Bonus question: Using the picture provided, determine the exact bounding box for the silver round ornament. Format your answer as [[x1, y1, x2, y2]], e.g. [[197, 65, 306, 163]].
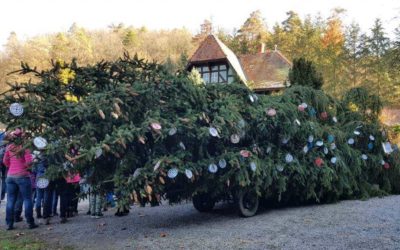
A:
[[276, 165, 284, 172], [36, 178, 49, 189], [208, 163, 218, 173], [348, 138, 355, 145], [230, 134, 240, 144], [250, 162, 257, 172], [167, 168, 179, 179], [133, 168, 143, 179], [209, 127, 219, 137], [218, 159, 227, 169], [168, 127, 177, 136], [330, 157, 337, 164], [369, 135, 375, 141], [9, 103, 24, 117], [185, 169, 193, 179], [316, 141, 324, 147], [301, 102, 308, 109], [285, 153, 294, 163], [361, 154, 368, 160], [323, 147, 329, 154], [33, 137, 48, 150], [308, 135, 314, 143]]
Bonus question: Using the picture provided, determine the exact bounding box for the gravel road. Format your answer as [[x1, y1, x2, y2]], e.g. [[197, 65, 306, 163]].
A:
[[2, 195, 400, 250]]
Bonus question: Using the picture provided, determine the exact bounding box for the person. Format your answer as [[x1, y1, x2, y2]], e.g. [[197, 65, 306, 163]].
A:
[[3, 129, 38, 230], [0, 131, 7, 202], [65, 173, 80, 217]]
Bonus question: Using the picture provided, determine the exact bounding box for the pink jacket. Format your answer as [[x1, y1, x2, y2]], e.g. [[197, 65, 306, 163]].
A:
[[3, 144, 33, 177]]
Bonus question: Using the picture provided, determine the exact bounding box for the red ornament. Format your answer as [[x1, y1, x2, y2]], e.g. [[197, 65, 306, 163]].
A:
[[320, 112, 328, 120], [384, 162, 390, 169], [298, 105, 305, 112], [240, 150, 251, 158], [315, 157, 324, 167]]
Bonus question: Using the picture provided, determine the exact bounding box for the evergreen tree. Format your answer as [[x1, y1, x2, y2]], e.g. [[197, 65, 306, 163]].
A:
[[289, 58, 324, 89]]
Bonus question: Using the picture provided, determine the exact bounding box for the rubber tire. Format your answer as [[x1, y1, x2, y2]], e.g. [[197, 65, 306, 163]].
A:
[[236, 189, 259, 217], [192, 194, 215, 212]]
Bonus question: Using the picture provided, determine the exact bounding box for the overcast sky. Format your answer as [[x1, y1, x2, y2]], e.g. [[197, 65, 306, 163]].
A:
[[0, 0, 399, 47]]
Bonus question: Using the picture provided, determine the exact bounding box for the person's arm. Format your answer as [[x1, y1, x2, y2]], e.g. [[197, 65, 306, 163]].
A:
[[24, 149, 33, 167], [3, 148, 10, 168]]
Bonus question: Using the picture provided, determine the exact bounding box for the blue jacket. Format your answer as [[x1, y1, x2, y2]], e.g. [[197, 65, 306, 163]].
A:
[[32, 155, 48, 178]]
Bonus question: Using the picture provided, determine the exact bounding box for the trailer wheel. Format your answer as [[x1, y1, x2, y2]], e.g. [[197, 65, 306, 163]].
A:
[[192, 194, 215, 212], [236, 189, 259, 217]]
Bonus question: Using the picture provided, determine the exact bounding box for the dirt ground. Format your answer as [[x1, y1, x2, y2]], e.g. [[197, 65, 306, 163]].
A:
[[1, 195, 400, 250]]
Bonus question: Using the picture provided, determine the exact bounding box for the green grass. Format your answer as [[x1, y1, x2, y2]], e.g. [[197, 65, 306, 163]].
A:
[[0, 230, 73, 250]]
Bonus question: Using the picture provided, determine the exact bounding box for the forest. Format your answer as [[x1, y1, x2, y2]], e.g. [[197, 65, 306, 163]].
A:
[[0, 9, 399, 105]]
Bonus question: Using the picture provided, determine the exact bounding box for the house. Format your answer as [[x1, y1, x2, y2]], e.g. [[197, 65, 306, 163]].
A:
[[186, 34, 292, 93]]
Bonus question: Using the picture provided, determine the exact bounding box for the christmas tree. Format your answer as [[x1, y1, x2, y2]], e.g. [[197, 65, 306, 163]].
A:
[[1, 54, 399, 217]]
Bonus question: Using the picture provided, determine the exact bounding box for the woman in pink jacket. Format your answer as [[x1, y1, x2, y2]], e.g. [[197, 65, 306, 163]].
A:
[[3, 129, 38, 230]]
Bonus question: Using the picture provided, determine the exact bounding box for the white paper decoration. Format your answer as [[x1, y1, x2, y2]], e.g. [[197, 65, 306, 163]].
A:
[[209, 127, 219, 137], [179, 142, 186, 150], [276, 165, 284, 172], [295, 119, 301, 126], [185, 169, 193, 179], [249, 94, 255, 103], [303, 145, 309, 154], [382, 142, 393, 154], [348, 138, 355, 145], [266, 146, 272, 154], [230, 134, 240, 144], [354, 130, 361, 135], [282, 138, 290, 144], [332, 116, 338, 123], [153, 160, 161, 172], [330, 157, 337, 164], [133, 168, 143, 179], [330, 143, 337, 150], [361, 154, 368, 160], [381, 160, 386, 165], [301, 102, 308, 109], [285, 153, 294, 163], [36, 178, 49, 189], [95, 148, 103, 159], [238, 119, 246, 128], [323, 147, 329, 154], [218, 159, 227, 169], [33, 137, 47, 150], [250, 162, 257, 172], [316, 141, 324, 147], [308, 135, 314, 143], [208, 163, 218, 173], [167, 168, 179, 179], [9, 103, 24, 117], [369, 135, 375, 141], [168, 127, 177, 136]]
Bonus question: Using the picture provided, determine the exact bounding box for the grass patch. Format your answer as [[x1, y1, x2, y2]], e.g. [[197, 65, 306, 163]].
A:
[[0, 230, 73, 250]]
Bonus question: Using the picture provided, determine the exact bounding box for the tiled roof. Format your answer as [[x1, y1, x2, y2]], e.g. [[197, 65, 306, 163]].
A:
[[238, 51, 291, 91]]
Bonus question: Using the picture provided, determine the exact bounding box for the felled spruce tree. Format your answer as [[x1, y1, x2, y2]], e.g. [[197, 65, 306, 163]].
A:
[[0, 54, 399, 211]]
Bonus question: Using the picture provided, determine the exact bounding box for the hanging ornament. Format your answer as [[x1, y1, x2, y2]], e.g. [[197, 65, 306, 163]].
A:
[[330, 157, 337, 164], [332, 116, 338, 123], [208, 163, 218, 173], [266, 146, 272, 154], [94, 148, 103, 159], [308, 107, 317, 117], [218, 159, 227, 169], [327, 135, 335, 143], [361, 154, 368, 160], [153, 160, 161, 172], [368, 143, 374, 150], [323, 147, 329, 154], [381, 160, 386, 165], [230, 134, 240, 144], [301, 102, 308, 109], [320, 112, 328, 120], [330, 143, 337, 150], [276, 165, 284, 172], [316, 140, 324, 147], [33, 137, 48, 150], [185, 169, 193, 179], [298, 105, 305, 112], [282, 137, 290, 144], [168, 127, 177, 136], [266, 108, 277, 117], [36, 178, 50, 189], [240, 150, 251, 158], [179, 142, 186, 150], [9, 103, 24, 117], [303, 145, 309, 154], [167, 168, 179, 178], [295, 119, 301, 126], [249, 162, 257, 172], [133, 168, 143, 179], [308, 135, 314, 143], [383, 162, 390, 169], [369, 135, 375, 141], [314, 157, 324, 167], [285, 153, 294, 163], [382, 142, 393, 154], [249, 94, 255, 103], [209, 127, 219, 137], [307, 142, 314, 150], [151, 122, 162, 131], [354, 130, 361, 136], [347, 138, 355, 145]]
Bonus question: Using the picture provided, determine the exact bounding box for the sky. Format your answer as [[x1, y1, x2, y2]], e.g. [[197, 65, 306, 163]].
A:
[[0, 0, 399, 48]]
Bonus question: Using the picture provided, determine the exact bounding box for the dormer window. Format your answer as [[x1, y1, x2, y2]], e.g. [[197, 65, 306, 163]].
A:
[[195, 63, 234, 84]]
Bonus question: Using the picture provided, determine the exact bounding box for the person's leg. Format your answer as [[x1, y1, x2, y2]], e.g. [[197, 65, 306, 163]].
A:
[[16, 177, 37, 228], [72, 184, 80, 213], [35, 188, 44, 218], [5, 177, 18, 229], [52, 190, 59, 216], [58, 180, 69, 222], [43, 182, 55, 219], [95, 193, 103, 217], [89, 191, 96, 217], [1, 166, 7, 200], [14, 192, 23, 221]]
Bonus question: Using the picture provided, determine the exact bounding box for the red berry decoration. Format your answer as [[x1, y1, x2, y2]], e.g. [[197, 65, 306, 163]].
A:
[[320, 112, 328, 120], [315, 157, 324, 167], [384, 162, 390, 169]]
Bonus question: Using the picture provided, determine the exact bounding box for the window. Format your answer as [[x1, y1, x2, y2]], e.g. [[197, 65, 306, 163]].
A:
[[195, 63, 234, 84]]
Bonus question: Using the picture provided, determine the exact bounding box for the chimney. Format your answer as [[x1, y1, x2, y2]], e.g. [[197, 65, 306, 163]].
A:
[[259, 43, 266, 53]]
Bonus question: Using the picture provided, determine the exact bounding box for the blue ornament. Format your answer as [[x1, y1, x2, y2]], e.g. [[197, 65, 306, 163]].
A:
[[368, 142, 374, 150], [307, 142, 314, 150], [327, 135, 335, 143], [308, 107, 317, 117]]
